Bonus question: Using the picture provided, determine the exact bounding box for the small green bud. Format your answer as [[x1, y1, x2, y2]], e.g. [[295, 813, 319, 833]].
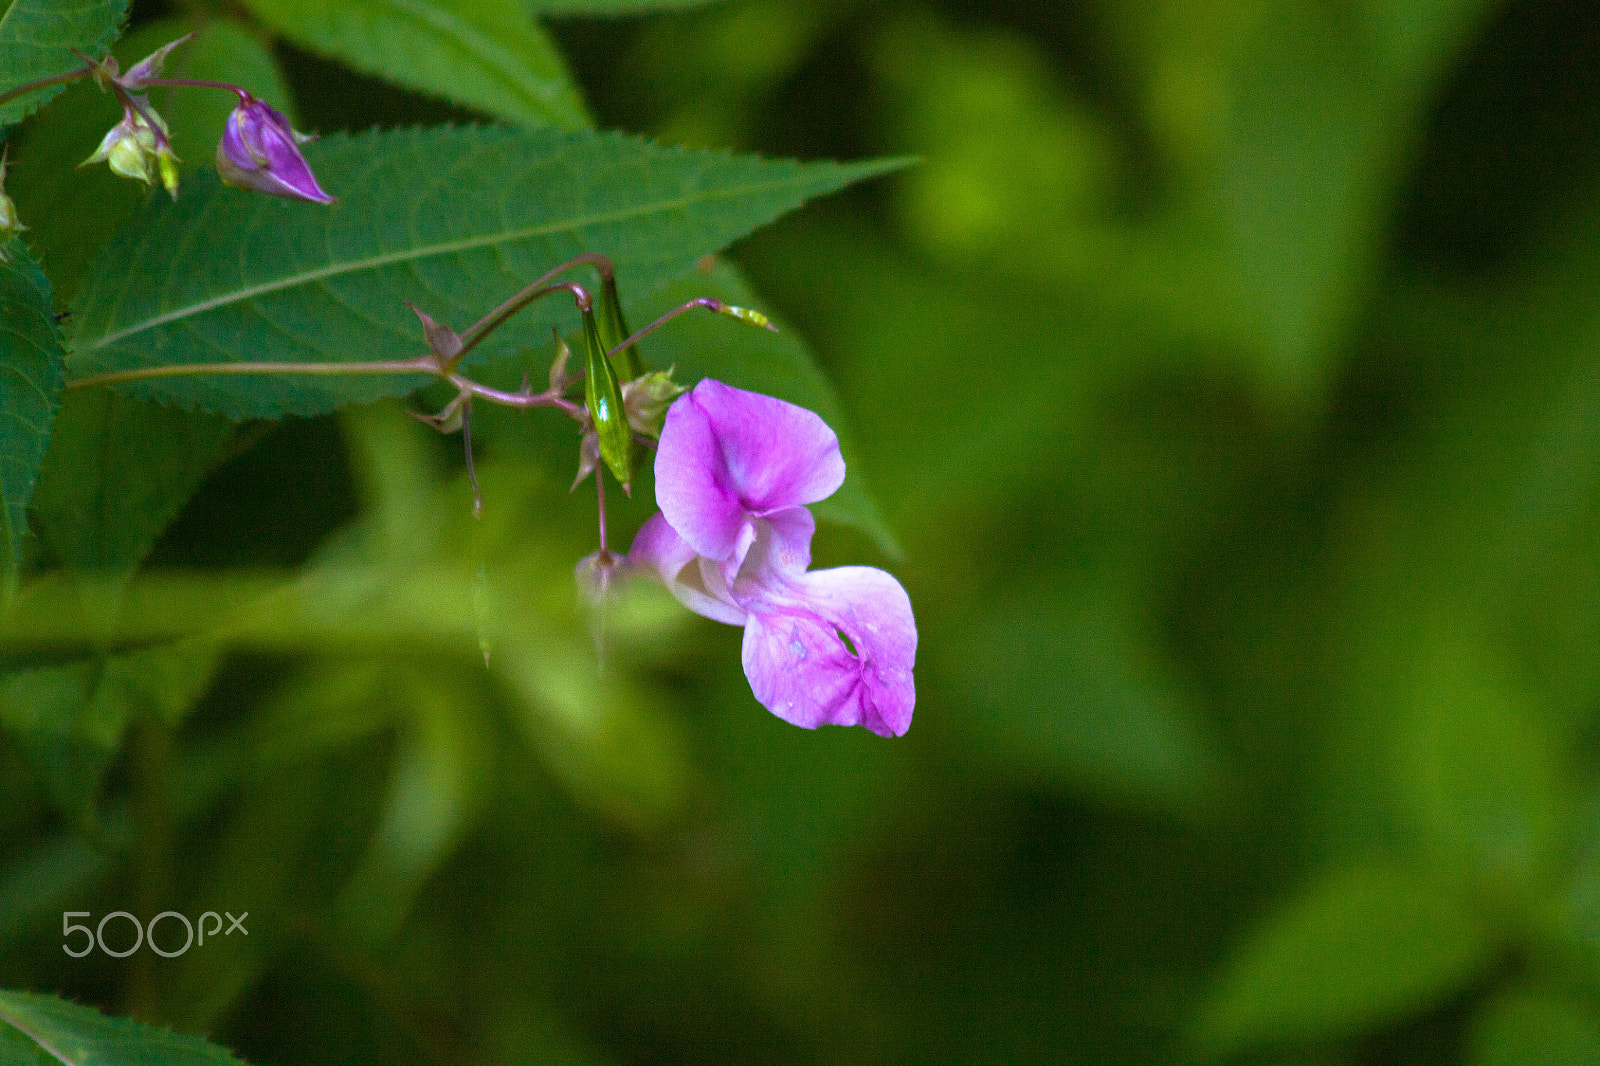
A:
[[84, 104, 175, 192], [0, 149, 25, 261], [582, 309, 634, 493], [717, 304, 778, 331], [549, 330, 573, 393], [157, 145, 180, 200], [622, 368, 685, 440]]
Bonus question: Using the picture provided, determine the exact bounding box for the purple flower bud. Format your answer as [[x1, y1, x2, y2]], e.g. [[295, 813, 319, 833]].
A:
[[216, 94, 335, 204]]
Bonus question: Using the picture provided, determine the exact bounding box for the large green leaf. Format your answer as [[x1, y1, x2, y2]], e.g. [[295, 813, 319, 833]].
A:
[[1192, 862, 1497, 1056], [29, 390, 237, 573], [0, 244, 64, 594], [67, 125, 905, 419], [0, 989, 247, 1065], [0, 0, 126, 126], [240, 0, 587, 129]]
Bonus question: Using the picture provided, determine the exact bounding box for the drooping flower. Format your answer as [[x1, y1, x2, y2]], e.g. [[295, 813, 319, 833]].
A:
[[216, 94, 336, 204], [628, 379, 916, 737]]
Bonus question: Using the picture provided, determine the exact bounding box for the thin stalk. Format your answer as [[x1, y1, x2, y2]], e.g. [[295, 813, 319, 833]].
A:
[[460, 401, 483, 518], [595, 467, 609, 553], [452, 278, 592, 369], [447, 371, 582, 416], [67, 355, 439, 391], [68, 49, 175, 153], [138, 77, 248, 99], [604, 297, 736, 362], [0, 65, 92, 110]]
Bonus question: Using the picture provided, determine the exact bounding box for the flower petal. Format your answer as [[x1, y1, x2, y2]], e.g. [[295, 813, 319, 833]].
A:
[[723, 505, 814, 599], [627, 513, 746, 626], [655, 380, 845, 561], [740, 566, 916, 737]]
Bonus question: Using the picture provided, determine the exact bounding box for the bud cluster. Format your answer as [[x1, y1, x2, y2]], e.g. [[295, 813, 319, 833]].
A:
[[0, 33, 336, 241]]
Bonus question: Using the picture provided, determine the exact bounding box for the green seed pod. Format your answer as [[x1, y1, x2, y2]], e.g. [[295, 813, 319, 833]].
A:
[[582, 309, 634, 491], [596, 272, 643, 381]]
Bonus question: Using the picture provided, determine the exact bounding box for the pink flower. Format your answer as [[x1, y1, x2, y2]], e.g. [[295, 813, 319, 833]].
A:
[[628, 380, 916, 737]]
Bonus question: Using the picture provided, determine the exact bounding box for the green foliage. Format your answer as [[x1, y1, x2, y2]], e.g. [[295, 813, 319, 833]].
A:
[[1194, 862, 1498, 1055], [1205, 0, 1496, 394], [527, 0, 722, 14], [951, 580, 1223, 810], [0, 642, 218, 824], [0, 0, 127, 126], [1468, 991, 1600, 1066], [0, 244, 63, 594], [0, 989, 247, 1065], [67, 125, 904, 418], [239, 0, 588, 129]]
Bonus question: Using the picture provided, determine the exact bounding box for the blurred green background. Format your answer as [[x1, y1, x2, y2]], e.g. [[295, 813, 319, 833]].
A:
[[7, 0, 1600, 1062]]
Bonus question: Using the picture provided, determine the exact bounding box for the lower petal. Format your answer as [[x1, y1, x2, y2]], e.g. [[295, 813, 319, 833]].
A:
[[742, 610, 870, 731], [741, 566, 917, 737]]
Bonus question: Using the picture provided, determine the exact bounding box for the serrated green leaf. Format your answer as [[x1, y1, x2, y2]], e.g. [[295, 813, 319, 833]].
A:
[[0, 989, 247, 1065], [0, 0, 127, 126], [240, 0, 587, 128], [67, 125, 906, 419], [29, 389, 236, 573], [0, 243, 64, 595], [19, 20, 283, 578], [625, 259, 899, 555], [1193, 862, 1497, 1056]]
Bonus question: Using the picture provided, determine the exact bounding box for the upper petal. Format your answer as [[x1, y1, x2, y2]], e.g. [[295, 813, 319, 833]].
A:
[[655, 380, 845, 561], [627, 512, 746, 626], [740, 565, 916, 737]]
